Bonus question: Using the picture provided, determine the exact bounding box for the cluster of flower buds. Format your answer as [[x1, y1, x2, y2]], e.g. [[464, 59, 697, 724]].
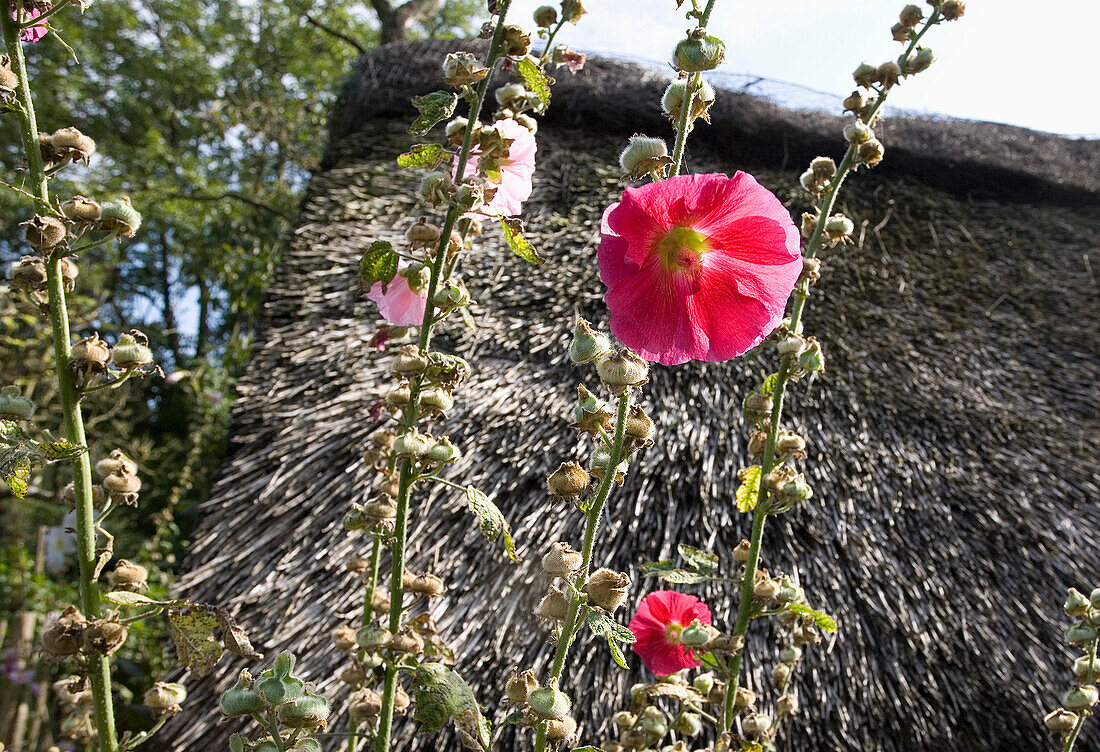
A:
[[63, 329, 157, 385], [1044, 586, 1100, 740], [662, 77, 716, 127], [504, 673, 578, 744], [41, 604, 129, 659], [601, 674, 709, 752], [94, 448, 142, 506], [221, 654, 331, 752]]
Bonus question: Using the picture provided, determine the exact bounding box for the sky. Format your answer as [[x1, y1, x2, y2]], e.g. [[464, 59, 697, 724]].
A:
[[510, 0, 1099, 137]]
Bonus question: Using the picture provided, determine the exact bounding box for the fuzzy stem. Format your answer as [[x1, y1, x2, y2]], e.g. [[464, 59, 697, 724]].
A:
[[698, 0, 718, 27], [373, 6, 513, 752], [536, 16, 567, 65], [1063, 636, 1098, 752], [534, 390, 631, 752], [717, 10, 943, 731], [1, 6, 118, 752], [668, 72, 699, 178]]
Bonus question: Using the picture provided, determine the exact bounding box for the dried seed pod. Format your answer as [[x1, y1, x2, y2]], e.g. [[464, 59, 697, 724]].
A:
[[52, 676, 93, 706], [388, 627, 424, 654], [331, 625, 357, 653], [0, 56, 17, 95], [349, 689, 383, 723], [95, 449, 138, 478], [60, 258, 79, 292], [505, 668, 538, 704], [70, 333, 111, 373], [535, 586, 570, 620], [402, 571, 445, 597], [8, 255, 47, 293], [542, 542, 582, 578], [624, 404, 655, 446], [107, 559, 149, 592], [82, 618, 128, 655], [144, 682, 187, 713], [22, 215, 68, 251], [42, 606, 87, 657], [585, 568, 630, 612], [103, 467, 141, 504], [547, 461, 590, 500], [61, 195, 102, 223], [49, 127, 96, 163]]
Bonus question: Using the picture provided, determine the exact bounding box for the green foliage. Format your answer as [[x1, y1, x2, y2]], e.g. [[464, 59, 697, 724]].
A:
[[641, 544, 722, 584], [517, 57, 552, 113], [412, 663, 491, 751], [500, 217, 544, 264], [359, 241, 400, 293], [465, 485, 518, 561], [0, 420, 85, 498], [586, 609, 635, 669], [787, 602, 838, 632], [409, 91, 459, 136], [398, 143, 450, 168], [735, 465, 761, 512]]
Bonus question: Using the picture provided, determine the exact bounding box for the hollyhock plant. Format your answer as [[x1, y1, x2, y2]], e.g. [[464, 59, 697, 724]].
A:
[[367, 270, 428, 326], [629, 590, 713, 676], [598, 172, 802, 366], [15, 5, 48, 43], [464, 117, 536, 216]]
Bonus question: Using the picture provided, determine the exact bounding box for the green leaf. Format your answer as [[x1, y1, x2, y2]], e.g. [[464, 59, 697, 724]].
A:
[[105, 591, 161, 607], [516, 57, 552, 113], [653, 569, 709, 585], [36, 440, 86, 461], [167, 607, 223, 678], [500, 218, 544, 264], [787, 603, 838, 632], [0, 420, 30, 444], [607, 637, 629, 669], [1, 448, 30, 498], [501, 711, 524, 726], [397, 143, 448, 169], [215, 609, 264, 660], [586, 609, 635, 643], [735, 466, 761, 513], [465, 486, 518, 561], [639, 559, 677, 574], [677, 544, 719, 574], [359, 241, 399, 293], [409, 91, 458, 136], [572, 747, 605, 752], [759, 373, 779, 395], [412, 663, 490, 751]]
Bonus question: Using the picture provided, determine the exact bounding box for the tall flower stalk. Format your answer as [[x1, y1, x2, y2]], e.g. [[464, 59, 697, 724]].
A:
[[1, 5, 118, 750]]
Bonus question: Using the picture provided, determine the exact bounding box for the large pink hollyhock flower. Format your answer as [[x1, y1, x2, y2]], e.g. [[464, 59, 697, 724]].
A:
[[463, 118, 536, 216], [367, 273, 427, 326], [598, 172, 802, 366], [16, 6, 49, 43], [628, 590, 712, 676]]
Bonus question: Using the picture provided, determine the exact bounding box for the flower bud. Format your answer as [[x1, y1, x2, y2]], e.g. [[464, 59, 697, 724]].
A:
[[640, 708, 667, 738], [560, 0, 585, 23], [1065, 588, 1092, 617], [843, 91, 865, 115], [546, 715, 578, 742], [83, 619, 128, 655], [1064, 685, 1098, 711], [98, 197, 142, 238], [547, 461, 590, 499], [500, 25, 531, 57], [570, 318, 612, 365], [420, 172, 456, 206], [533, 5, 557, 27], [332, 625, 357, 653], [419, 386, 455, 417], [692, 672, 715, 696], [70, 333, 111, 372], [506, 668, 538, 703], [393, 428, 434, 458], [858, 138, 885, 166], [111, 331, 153, 369], [619, 136, 671, 180], [585, 568, 630, 612], [679, 619, 716, 648], [543, 542, 583, 577], [42, 606, 87, 657], [108, 559, 149, 592], [595, 349, 649, 393], [771, 663, 791, 688], [442, 52, 489, 87], [1065, 623, 1097, 645], [426, 437, 460, 464], [732, 539, 752, 563], [876, 61, 902, 88], [22, 215, 67, 251], [673, 33, 726, 72], [1044, 708, 1078, 734], [742, 714, 771, 735], [434, 279, 471, 311], [276, 688, 330, 729], [852, 62, 877, 88], [220, 672, 267, 717], [824, 214, 854, 243], [1074, 655, 1100, 682], [8, 255, 47, 293], [780, 645, 803, 664], [775, 577, 804, 605], [350, 689, 383, 723], [843, 122, 873, 145], [903, 47, 935, 75], [661, 78, 716, 125], [528, 687, 571, 720], [145, 682, 187, 713], [535, 586, 570, 620], [403, 571, 446, 597], [941, 1, 965, 21], [0, 385, 35, 420]]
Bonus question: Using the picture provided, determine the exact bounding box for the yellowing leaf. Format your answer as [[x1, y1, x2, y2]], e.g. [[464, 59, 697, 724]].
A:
[[735, 466, 761, 513], [500, 218, 544, 265], [517, 57, 552, 113], [168, 607, 223, 678]]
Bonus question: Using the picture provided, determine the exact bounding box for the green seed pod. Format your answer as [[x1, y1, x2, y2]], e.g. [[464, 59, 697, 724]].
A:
[[98, 197, 142, 238], [527, 687, 571, 720], [276, 688, 330, 729], [595, 348, 649, 392], [1066, 623, 1099, 645], [679, 620, 714, 648], [1074, 656, 1100, 682], [742, 713, 772, 735], [674, 712, 703, 737], [1063, 685, 1099, 711], [692, 672, 715, 696], [673, 34, 726, 73], [1065, 588, 1092, 617], [111, 332, 153, 368], [618, 136, 670, 180], [852, 62, 877, 88], [144, 682, 187, 711], [356, 625, 391, 652], [533, 5, 557, 27]]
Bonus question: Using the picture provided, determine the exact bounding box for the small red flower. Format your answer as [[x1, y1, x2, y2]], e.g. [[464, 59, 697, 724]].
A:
[[598, 172, 802, 366], [16, 6, 49, 43], [628, 590, 712, 675]]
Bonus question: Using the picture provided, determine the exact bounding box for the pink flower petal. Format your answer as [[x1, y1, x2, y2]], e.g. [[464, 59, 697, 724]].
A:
[[462, 118, 537, 216], [366, 274, 427, 326], [598, 172, 802, 366], [628, 591, 713, 676], [16, 6, 49, 43]]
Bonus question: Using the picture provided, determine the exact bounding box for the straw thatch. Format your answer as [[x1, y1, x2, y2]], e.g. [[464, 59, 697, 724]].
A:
[[166, 40, 1100, 752]]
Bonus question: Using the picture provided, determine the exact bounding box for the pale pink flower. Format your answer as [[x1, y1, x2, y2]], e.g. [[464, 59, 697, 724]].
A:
[[367, 273, 428, 326], [463, 118, 536, 216], [553, 45, 586, 74], [16, 6, 49, 43], [628, 590, 713, 676], [598, 172, 802, 366]]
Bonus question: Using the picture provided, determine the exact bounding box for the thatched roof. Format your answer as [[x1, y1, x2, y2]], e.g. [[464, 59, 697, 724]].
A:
[[167, 39, 1100, 752]]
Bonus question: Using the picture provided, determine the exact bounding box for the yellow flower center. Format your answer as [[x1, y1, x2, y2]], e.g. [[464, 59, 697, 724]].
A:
[[657, 225, 709, 275], [664, 621, 684, 645]]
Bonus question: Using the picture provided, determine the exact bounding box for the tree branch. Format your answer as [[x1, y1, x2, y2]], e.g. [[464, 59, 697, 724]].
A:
[[304, 14, 367, 55], [163, 191, 294, 221]]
